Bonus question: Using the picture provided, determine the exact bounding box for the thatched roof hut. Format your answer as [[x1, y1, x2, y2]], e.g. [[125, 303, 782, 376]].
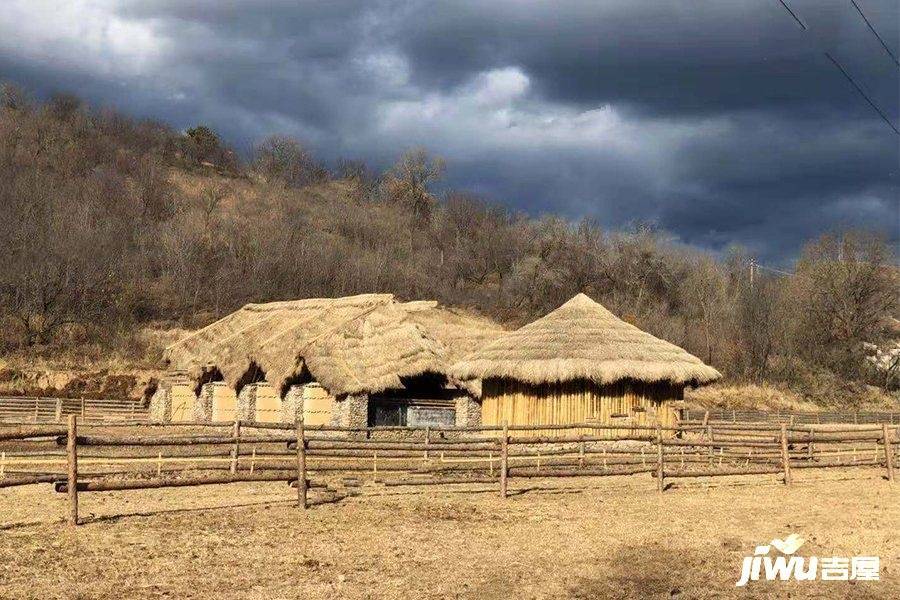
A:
[[453, 293, 720, 386], [164, 294, 504, 426], [451, 293, 721, 435]]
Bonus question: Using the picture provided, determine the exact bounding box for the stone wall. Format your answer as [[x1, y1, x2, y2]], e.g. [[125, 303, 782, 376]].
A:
[[236, 384, 258, 422], [149, 385, 170, 423], [282, 385, 303, 424], [282, 383, 334, 425], [331, 393, 369, 428], [201, 381, 236, 421], [149, 374, 196, 423], [455, 395, 482, 427]]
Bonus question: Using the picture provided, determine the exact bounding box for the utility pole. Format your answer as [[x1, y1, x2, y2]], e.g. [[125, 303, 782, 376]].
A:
[[749, 258, 755, 290]]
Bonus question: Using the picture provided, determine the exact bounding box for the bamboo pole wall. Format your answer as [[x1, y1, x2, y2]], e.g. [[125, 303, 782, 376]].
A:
[[480, 378, 680, 438]]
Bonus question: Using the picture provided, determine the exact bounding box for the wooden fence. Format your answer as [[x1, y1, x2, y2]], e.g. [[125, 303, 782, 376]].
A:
[[0, 396, 149, 424], [0, 417, 896, 526], [682, 408, 900, 425]]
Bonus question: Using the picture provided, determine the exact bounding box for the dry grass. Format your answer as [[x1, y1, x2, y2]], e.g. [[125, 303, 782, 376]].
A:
[[1, 470, 897, 599], [686, 383, 900, 412], [685, 383, 821, 412]]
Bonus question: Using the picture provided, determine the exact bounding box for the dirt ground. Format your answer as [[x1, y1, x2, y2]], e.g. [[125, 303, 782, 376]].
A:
[[0, 470, 897, 600]]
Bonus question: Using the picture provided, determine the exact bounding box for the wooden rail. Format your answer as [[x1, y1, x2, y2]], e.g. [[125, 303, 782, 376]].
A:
[[0, 396, 149, 425], [1, 417, 897, 526], [682, 408, 899, 425]]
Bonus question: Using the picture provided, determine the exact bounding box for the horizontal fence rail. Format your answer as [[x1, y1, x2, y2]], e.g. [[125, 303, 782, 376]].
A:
[[0, 396, 149, 425], [682, 408, 900, 425], [0, 416, 897, 526]]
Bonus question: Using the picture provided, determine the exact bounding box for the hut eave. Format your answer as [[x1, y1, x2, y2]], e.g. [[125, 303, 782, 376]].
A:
[[451, 358, 722, 390]]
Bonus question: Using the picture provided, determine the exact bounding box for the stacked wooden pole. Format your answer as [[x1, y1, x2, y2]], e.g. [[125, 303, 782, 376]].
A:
[[779, 424, 792, 486], [296, 416, 307, 509], [8, 417, 900, 527], [230, 418, 241, 474], [500, 420, 508, 498], [66, 415, 78, 526], [883, 423, 894, 483], [656, 424, 664, 492]]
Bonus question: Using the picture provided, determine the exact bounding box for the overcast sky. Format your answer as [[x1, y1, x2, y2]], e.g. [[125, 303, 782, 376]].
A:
[[1, 0, 897, 263]]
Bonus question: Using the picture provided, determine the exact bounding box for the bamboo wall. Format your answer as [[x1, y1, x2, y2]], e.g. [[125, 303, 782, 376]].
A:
[[208, 383, 238, 422], [169, 384, 198, 422], [481, 378, 681, 438], [302, 383, 333, 426], [252, 383, 282, 423]]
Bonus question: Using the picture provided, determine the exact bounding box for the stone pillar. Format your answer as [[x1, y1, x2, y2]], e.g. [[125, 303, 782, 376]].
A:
[[149, 385, 171, 423], [455, 395, 482, 427], [237, 384, 257, 422], [331, 393, 368, 428], [149, 372, 197, 423], [282, 385, 304, 424], [202, 381, 236, 422]]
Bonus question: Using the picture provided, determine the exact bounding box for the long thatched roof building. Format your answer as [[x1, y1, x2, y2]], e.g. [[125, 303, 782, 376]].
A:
[[451, 293, 721, 435], [163, 294, 505, 427]]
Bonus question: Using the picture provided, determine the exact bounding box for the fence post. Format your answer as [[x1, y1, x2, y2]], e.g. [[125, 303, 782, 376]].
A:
[[707, 425, 714, 466], [807, 426, 814, 461], [780, 424, 792, 486], [80, 397, 85, 419], [578, 441, 585, 468], [656, 424, 665, 492], [67, 415, 79, 526], [33, 397, 40, 423], [295, 416, 307, 509], [500, 420, 508, 498], [883, 423, 894, 483], [424, 426, 430, 461], [230, 418, 241, 474], [55, 398, 62, 423]]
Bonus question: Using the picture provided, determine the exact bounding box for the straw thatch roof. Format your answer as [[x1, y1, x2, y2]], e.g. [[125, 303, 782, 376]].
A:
[[164, 294, 504, 397], [451, 293, 721, 388]]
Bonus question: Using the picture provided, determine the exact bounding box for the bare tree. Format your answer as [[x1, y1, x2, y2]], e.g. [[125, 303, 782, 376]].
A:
[[382, 148, 445, 221], [682, 256, 728, 365], [790, 232, 898, 377], [251, 135, 321, 187]]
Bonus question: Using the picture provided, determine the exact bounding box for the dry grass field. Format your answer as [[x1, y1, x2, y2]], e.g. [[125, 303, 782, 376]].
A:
[[1, 470, 897, 599]]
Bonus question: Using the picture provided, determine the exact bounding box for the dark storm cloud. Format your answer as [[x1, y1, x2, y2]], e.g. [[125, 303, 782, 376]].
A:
[[0, 0, 897, 263], [392, 1, 899, 116]]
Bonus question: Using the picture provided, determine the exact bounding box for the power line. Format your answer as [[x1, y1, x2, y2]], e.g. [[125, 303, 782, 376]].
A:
[[825, 51, 900, 135], [772, 1, 900, 136], [754, 263, 797, 277], [776, 0, 807, 30], [850, 0, 900, 68]]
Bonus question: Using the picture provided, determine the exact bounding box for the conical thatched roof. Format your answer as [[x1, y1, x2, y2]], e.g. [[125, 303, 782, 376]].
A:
[[164, 294, 504, 397], [451, 293, 721, 387]]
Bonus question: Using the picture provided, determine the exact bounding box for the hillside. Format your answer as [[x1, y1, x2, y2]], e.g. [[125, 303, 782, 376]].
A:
[[0, 86, 898, 408]]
